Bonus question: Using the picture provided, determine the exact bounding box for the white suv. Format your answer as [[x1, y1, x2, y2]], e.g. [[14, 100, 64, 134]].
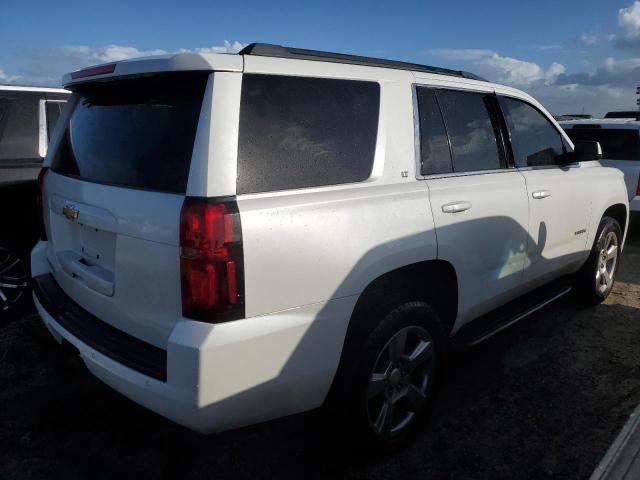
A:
[[31, 44, 629, 448]]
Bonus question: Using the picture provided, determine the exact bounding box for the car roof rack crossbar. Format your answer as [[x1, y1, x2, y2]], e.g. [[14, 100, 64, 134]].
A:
[[239, 43, 487, 82]]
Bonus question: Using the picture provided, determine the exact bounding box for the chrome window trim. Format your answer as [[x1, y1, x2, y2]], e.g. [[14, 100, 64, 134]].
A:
[[38, 99, 47, 158], [38, 99, 67, 159], [412, 84, 423, 179]]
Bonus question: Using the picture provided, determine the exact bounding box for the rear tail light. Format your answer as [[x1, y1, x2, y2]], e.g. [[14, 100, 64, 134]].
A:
[[179, 197, 244, 322], [37, 167, 49, 241], [636, 176, 640, 196]]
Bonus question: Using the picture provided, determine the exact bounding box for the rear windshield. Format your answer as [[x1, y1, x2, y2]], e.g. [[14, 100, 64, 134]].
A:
[[564, 128, 640, 160], [51, 73, 209, 193]]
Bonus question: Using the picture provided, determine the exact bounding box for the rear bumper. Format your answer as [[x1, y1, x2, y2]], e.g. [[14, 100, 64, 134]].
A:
[[32, 241, 353, 433]]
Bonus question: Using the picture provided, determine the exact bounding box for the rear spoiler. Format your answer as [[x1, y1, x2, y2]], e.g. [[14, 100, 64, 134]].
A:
[[62, 52, 243, 88]]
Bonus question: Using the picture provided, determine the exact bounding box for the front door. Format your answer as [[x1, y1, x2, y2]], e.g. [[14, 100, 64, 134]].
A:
[[498, 96, 592, 289]]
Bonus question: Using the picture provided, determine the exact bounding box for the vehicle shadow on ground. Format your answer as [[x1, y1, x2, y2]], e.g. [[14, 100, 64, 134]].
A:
[[3, 298, 638, 480], [1, 216, 639, 480]]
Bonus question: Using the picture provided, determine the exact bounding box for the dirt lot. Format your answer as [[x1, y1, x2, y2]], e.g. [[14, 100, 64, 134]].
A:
[[1, 225, 639, 480]]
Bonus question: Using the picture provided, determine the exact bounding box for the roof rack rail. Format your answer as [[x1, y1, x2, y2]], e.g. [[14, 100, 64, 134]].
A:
[[239, 43, 487, 82]]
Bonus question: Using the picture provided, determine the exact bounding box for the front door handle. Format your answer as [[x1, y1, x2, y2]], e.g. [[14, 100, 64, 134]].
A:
[[532, 190, 552, 199], [442, 201, 472, 213]]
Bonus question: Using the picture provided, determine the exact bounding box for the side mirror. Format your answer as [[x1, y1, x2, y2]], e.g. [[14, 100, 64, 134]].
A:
[[572, 140, 603, 162]]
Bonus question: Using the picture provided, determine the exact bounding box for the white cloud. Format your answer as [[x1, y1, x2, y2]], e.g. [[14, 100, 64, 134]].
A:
[[619, 1, 640, 41], [428, 46, 640, 116], [428, 48, 565, 86], [61, 45, 169, 63], [530, 45, 563, 51], [0, 68, 19, 83], [531, 84, 631, 117], [180, 40, 246, 54], [425, 48, 494, 61], [603, 56, 640, 73], [5, 40, 245, 86], [580, 34, 598, 46]]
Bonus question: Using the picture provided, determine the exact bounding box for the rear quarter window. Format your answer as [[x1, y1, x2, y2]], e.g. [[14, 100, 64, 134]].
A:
[[237, 74, 380, 194]]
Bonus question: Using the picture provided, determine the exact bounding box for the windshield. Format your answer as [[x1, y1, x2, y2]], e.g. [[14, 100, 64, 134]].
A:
[[51, 72, 209, 193], [564, 128, 640, 161]]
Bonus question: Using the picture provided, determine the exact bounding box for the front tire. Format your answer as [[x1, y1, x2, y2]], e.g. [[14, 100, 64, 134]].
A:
[[573, 216, 622, 305], [342, 299, 446, 450]]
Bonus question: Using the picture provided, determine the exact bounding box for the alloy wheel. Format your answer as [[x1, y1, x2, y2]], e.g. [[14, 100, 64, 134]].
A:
[[366, 326, 435, 436], [595, 231, 618, 295]]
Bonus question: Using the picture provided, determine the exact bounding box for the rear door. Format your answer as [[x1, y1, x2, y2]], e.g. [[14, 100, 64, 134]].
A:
[[43, 72, 210, 348], [417, 86, 530, 327], [499, 96, 592, 289]]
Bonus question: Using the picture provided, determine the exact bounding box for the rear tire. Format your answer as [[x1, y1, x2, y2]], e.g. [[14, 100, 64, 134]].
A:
[[573, 216, 622, 305], [334, 296, 446, 451]]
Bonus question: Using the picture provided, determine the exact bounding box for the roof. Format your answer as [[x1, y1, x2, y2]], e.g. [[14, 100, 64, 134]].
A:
[[239, 43, 487, 81], [62, 43, 489, 88]]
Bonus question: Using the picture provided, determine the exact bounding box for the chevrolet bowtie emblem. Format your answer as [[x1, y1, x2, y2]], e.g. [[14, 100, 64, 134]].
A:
[[63, 204, 79, 221]]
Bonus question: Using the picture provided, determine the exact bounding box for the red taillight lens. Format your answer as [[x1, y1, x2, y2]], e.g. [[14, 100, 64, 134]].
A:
[[179, 197, 244, 322], [636, 176, 640, 196], [37, 167, 49, 241]]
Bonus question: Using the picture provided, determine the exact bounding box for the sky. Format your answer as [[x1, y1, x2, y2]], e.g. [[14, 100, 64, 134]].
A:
[[2, 0, 640, 116]]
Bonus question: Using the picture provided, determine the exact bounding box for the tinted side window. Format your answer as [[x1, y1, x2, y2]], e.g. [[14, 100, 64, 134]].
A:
[[499, 97, 565, 167], [0, 91, 41, 163], [416, 88, 452, 175], [237, 74, 380, 194], [436, 90, 504, 173]]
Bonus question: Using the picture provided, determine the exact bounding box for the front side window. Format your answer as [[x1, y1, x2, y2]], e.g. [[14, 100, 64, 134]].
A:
[[499, 97, 565, 167], [237, 74, 380, 194], [416, 87, 452, 175], [436, 90, 505, 173]]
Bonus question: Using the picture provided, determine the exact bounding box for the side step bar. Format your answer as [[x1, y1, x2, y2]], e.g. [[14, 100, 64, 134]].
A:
[[453, 279, 572, 347]]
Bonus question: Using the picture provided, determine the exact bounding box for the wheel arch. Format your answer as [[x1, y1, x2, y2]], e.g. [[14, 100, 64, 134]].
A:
[[325, 259, 457, 409], [347, 259, 458, 341], [602, 203, 628, 239]]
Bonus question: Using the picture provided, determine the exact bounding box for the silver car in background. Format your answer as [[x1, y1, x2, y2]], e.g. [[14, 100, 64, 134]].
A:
[[560, 118, 640, 213]]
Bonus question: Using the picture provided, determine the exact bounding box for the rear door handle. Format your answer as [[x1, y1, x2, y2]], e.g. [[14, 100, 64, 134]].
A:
[[532, 190, 552, 199], [442, 201, 472, 213]]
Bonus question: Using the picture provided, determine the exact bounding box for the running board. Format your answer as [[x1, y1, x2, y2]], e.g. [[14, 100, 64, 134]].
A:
[[452, 279, 572, 347]]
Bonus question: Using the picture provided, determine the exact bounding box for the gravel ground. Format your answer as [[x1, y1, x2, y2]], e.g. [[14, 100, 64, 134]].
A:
[[1, 224, 639, 480]]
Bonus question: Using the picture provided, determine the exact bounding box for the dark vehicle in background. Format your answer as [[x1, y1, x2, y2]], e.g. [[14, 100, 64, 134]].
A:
[[0, 85, 69, 315], [604, 111, 640, 120], [560, 118, 640, 214]]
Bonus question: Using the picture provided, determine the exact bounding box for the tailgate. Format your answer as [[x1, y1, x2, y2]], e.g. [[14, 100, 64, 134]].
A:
[[42, 72, 209, 348]]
